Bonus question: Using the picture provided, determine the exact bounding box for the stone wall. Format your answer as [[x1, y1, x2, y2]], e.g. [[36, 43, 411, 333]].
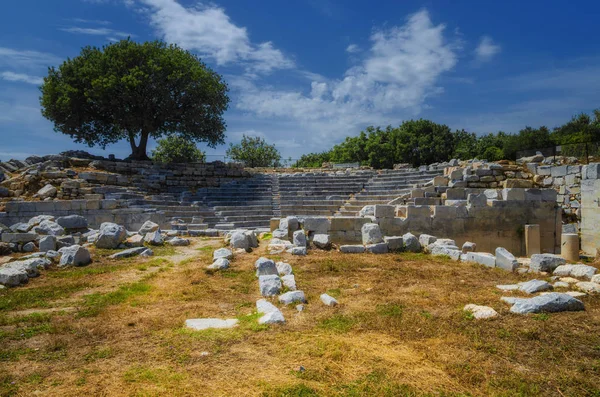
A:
[[0, 199, 166, 230], [527, 163, 582, 222], [580, 164, 600, 256], [280, 188, 561, 256], [81, 160, 250, 192]]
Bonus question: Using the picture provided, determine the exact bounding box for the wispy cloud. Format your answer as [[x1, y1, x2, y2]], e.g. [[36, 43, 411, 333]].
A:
[[71, 18, 112, 25], [475, 36, 501, 62], [138, 0, 294, 75], [346, 44, 360, 53], [0, 71, 43, 85], [0, 47, 61, 69], [60, 26, 134, 38]]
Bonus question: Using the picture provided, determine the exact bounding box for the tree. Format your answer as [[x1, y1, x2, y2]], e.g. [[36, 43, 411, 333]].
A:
[[40, 39, 229, 160], [151, 135, 205, 164], [226, 135, 281, 167], [393, 119, 454, 166]]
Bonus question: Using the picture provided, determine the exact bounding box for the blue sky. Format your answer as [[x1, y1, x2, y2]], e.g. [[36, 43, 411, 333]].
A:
[[1, 0, 599, 161]]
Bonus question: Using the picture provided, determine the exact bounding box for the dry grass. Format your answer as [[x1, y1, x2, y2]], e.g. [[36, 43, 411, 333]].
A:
[[1, 241, 600, 397]]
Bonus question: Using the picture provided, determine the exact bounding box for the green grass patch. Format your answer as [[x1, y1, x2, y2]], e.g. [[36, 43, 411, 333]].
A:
[[318, 314, 356, 333], [78, 281, 152, 317], [326, 288, 341, 298], [46, 264, 126, 279], [123, 365, 186, 384], [0, 282, 93, 312], [376, 303, 404, 318], [262, 383, 319, 397], [196, 246, 213, 252], [260, 232, 273, 240], [147, 245, 176, 256]]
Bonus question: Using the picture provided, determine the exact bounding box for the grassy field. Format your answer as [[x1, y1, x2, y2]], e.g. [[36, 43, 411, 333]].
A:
[[1, 239, 599, 397]]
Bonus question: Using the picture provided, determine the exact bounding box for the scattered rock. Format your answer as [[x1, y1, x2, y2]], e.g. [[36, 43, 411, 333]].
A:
[[320, 293, 338, 306], [39, 235, 56, 252], [35, 220, 65, 236], [0, 267, 29, 287], [256, 299, 285, 324], [168, 237, 190, 246], [464, 304, 499, 319], [125, 234, 144, 247], [96, 223, 127, 249], [259, 274, 282, 296], [58, 245, 91, 267], [281, 274, 297, 290], [272, 229, 288, 240], [553, 264, 597, 280], [419, 234, 437, 249], [575, 282, 600, 294], [293, 230, 307, 247], [144, 230, 164, 246], [361, 223, 383, 245], [519, 279, 553, 294], [312, 234, 331, 250], [291, 246, 307, 256], [109, 247, 148, 259], [340, 245, 365, 254], [230, 231, 250, 250], [529, 254, 566, 272], [139, 221, 160, 235], [509, 293, 584, 314], [255, 257, 277, 277], [207, 258, 229, 270], [462, 242, 476, 254], [495, 247, 518, 272], [279, 290, 306, 304], [276, 262, 293, 276], [384, 236, 403, 252], [213, 248, 233, 261], [366, 243, 388, 254], [185, 318, 238, 330], [56, 215, 88, 230], [37, 184, 57, 199], [22, 242, 36, 252]]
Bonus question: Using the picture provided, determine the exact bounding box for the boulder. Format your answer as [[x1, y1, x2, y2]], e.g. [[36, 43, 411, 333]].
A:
[[95, 223, 127, 249], [185, 318, 238, 330], [312, 234, 331, 250], [276, 262, 293, 276], [291, 246, 307, 256], [144, 230, 164, 246], [139, 221, 160, 235], [125, 235, 144, 247], [464, 304, 499, 319], [553, 264, 597, 280], [495, 247, 519, 272], [509, 293, 584, 314], [384, 236, 404, 252], [402, 233, 420, 252], [519, 279, 552, 294], [278, 290, 306, 305], [281, 274, 297, 290], [230, 231, 249, 250], [213, 248, 233, 261], [320, 293, 338, 306], [575, 282, 600, 294], [293, 230, 307, 247], [58, 245, 91, 267], [56, 215, 88, 230], [361, 223, 383, 245], [0, 267, 29, 287], [168, 237, 190, 246], [255, 257, 278, 277], [34, 220, 65, 236], [37, 184, 57, 199], [419, 234, 437, 249], [366, 243, 388, 254], [38, 235, 56, 252], [259, 274, 281, 296], [109, 247, 148, 259], [530, 254, 566, 272], [207, 258, 230, 270]]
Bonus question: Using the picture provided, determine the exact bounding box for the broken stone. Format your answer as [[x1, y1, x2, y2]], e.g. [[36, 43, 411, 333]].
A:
[[144, 230, 164, 246], [139, 221, 160, 235], [279, 290, 306, 305], [384, 236, 403, 252], [185, 318, 238, 330], [96, 223, 127, 249], [529, 254, 566, 273], [495, 247, 519, 272], [213, 248, 233, 261], [34, 220, 65, 236], [207, 258, 229, 270], [259, 274, 281, 296], [464, 304, 499, 319], [519, 279, 552, 294], [22, 242, 36, 252], [575, 282, 600, 294], [272, 229, 288, 240], [281, 274, 297, 290], [361, 223, 383, 245], [509, 293, 584, 314], [58, 245, 91, 267], [293, 230, 307, 247], [291, 246, 307, 255], [109, 247, 148, 259], [168, 237, 190, 246], [419, 234, 437, 249], [402, 232, 420, 252], [340, 245, 365, 254], [462, 242, 476, 254], [553, 264, 597, 280], [56, 215, 88, 230], [0, 267, 29, 287], [312, 234, 331, 250], [366, 243, 388, 254], [37, 184, 57, 199], [320, 293, 338, 306], [230, 231, 249, 250], [276, 262, 293, 276], [255, 257, 278, 277], [125, 234, 144, 247]]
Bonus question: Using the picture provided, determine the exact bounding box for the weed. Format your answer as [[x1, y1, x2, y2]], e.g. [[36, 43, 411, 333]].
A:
[[79, 281, 151, 317], [533, 313, 550, 321], [318, 314, 355, 333]]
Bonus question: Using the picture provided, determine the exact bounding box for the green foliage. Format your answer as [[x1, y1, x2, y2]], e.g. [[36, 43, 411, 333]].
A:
[[226, 134, 281, 167], [295, 110, 600, 168], [151, 135, 205, 163], [40, 39, 229, 160]]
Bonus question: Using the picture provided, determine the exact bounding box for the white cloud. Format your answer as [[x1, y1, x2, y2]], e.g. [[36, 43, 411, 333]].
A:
[[346, 44, 360, 53], [138, 0, 294, 74], [475, 36, 500, 62], [235, 9, 458, 148], [60, 26, 134, 38], [0, 71, 43, 85], [0, 47, 61, 70]]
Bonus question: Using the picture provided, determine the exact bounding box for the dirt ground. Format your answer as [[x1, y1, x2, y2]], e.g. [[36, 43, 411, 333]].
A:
[[1, 238, 599, 397]]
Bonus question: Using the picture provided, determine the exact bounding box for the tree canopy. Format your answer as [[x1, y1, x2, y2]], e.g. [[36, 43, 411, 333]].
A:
[[40, 39, 229, 160], [151, 135, 205, 164], [293, 110, 600, 168], [226, 135, 281, 167]]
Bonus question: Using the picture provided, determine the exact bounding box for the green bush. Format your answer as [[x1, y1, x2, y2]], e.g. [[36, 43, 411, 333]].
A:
[[151, 136, 205, 164]]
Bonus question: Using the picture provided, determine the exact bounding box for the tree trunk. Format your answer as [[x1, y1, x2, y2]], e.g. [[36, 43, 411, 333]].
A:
[[128, 131, 151, 161]]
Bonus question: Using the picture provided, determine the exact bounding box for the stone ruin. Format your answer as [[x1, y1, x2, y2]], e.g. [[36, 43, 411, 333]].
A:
[[2, 151, 600, 321]]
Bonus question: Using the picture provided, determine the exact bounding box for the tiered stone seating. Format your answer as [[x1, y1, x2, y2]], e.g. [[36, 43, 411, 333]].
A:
[[337, 169, 444, 215], [184, 174, 276, 229], [278, 171, 374, 217]]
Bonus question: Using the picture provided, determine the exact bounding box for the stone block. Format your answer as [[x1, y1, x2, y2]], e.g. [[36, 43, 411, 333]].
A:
[[366, 243, 388, 254], [374, 205, 395, 219], [340, 245, 365, 253], [524, 189, 542, 201], [303, 217, 330, 234], [432, 206, 457, 218], [446, 188, 466, 200], [504, 179, 533, 188], [1, 233, 38, 244], [495, 247, 518, 271], [502, 188, 525, 201], [464, 252, 496, 268], [537, 166, 552, 176], [406, 205, 430, 218], [551, 165, 568, 177]]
